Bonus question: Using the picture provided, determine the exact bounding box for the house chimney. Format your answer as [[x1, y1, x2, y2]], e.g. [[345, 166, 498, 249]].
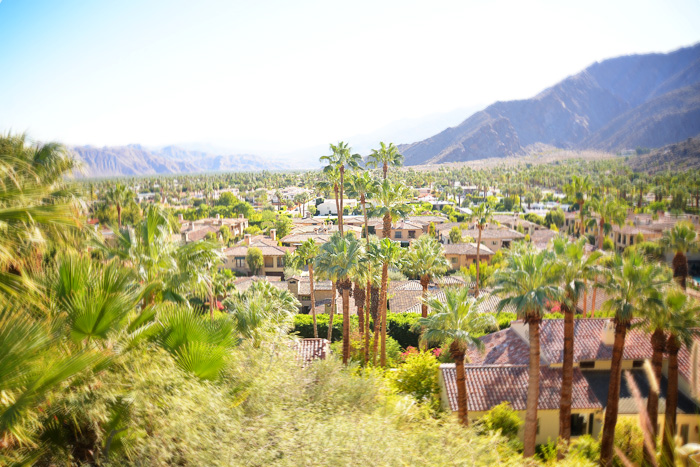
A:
[[601, 320, 615, 346], [178, 213, 184, 221], [270, 229, 277, 241], [239, 214, 244, 219], [244, 234, 251, 245]]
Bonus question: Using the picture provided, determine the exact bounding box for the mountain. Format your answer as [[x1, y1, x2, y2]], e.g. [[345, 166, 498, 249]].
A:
[[400, 43, 700, 166], [627, 134, 700, 174], [71, 144, 289, 177]]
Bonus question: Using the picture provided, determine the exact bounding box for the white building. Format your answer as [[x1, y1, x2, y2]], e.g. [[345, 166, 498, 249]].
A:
[[316, 199, 359, 216]]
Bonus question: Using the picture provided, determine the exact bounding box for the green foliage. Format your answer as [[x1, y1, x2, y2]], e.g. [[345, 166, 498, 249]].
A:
[[523, 213, 545, 225], [544, 208, 565, 228], [449, 225, 463, 244], [568, 435, 600, 463], [389, 351, 440, 405], [535, 439, 558, 463], [603, 237, 615, 251], [477, 402, 522, 440], [246, 247, 264, 275], [602, 417, 644, 466]]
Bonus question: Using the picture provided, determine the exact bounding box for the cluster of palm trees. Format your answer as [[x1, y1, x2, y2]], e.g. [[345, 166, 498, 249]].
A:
[[416, 228, 700, 465]]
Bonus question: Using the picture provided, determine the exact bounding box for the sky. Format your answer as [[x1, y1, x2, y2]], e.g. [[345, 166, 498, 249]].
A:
[[1, 0, 699, 158]]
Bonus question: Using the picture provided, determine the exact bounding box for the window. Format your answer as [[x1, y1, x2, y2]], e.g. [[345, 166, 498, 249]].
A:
[[451, 257, 457, 264], [394, 231, 403, 239], [571, 414, 587, 437], [235, 256, 246, 268], [264, 257, 273, 268], [579, 361, 595, 369], [277, 257, 284, 268], [680, 424, 689, 445], [408, 230, 416, 239], [632, 360, 644, 368]]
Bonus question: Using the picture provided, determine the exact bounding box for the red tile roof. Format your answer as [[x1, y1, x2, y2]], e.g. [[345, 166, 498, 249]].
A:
[[293, 338, 330, 366], [467, 328, 531, 366], [441, 364, 602, 412]]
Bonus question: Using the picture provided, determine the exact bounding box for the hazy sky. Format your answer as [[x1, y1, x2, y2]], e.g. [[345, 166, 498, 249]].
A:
[[1, 0, 699, 156]]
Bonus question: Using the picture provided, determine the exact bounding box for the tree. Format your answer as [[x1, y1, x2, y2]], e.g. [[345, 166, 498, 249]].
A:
[[418, 288, 496, 426], [315, 232, 363, 364], [551, 236, 601, 458], [598, 252, 667, 467], [246, 247, 264, 276], [660, 290, 700, 467], [294, 239, 320, 337], [564, 175, 592, 238], [449, 226, 463, 244], [368, 142, 403, 180], [402, 235, 449, 318], [105, 183, 132, 228], [659, 221, 697, 289], [468, 203, 494, 297], [372, 179, 413, 243], [320, 142, 361, 234], [586, 195, 626, 250], [345, 172, 378, 242], [368, 238, 404, 366], [544, 208, 565, 229], [492, 244, 561, 458]]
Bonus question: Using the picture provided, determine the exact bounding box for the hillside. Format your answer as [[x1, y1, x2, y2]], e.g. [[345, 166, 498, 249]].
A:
[[400, 43, 700, 166], [627, 134, 700, 174], [71, 145, 289, 177]]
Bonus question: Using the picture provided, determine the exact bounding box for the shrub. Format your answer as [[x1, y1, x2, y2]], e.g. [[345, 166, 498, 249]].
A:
[[535, 439, 558, 463], [496, 312, 517, 330], [477, 402, 522, 440], [602, 237, 614, 251], [604, 417, 644, 466], [568, 434, 600, 463], [389, 351, 440, 404], [385, 313, 421, 348]]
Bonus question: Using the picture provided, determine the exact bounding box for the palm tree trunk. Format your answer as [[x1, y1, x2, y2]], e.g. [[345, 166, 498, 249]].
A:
[[342, 286, 350, 365], [591, 284, 597, 318], [452, 346, 469, 426], [117, 203, 122, 228], [420, 275, 429, 318], [600, 322, 628, 467], [475, 228, 482, 297], [662, 335, 680, 467], [644, 328, 665, 467], [379, 261, 389, 367], [334, 185, 340, 229], [383, 162, 388, 180], [523, 318, 541, 458], [599, 219, 605, 250], [383, 212, 391, 240], [309, 263, 318, 338], [557, 303, 575, 459], [365, 279, 371, 365], [339, 167, 345, 234], [582, 284, 588, 319], [371, 288, 381, 366], [672, 251, 688, 290], [327, 282, 337, 341]]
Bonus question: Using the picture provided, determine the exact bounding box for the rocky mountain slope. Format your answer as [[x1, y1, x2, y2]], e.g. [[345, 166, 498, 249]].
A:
[[400, 43, 700, 165], [627, 134, 700, 174], [71, 144, 288, 177]]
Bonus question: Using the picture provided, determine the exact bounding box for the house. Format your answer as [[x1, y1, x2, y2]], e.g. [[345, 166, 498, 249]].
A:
[[280, 223, 362, 247], [316, 199, 359, 216], [178, 214, 248, 243], [375, 220, 426, 246], [438, 225, 525, 251], [221, 230, 291, 276], [293, 338, 331, 367], [439, 319, 700, 445], [287, 276, 335, 311], [443, 243, 495, 271], [492, 214, 545, 235]]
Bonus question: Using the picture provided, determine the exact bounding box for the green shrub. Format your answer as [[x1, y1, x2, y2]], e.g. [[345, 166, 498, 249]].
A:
[[292, 313, 355, 341], [568, 434, 600, 463], [535, 438, 558, 463], [604, 417, 644, 467], [603, 237, 614, 251], [496, 312, 517, 330], [477, 402, 522, 440], [385, 313, 421, 348], [389, 351, 440, 404]]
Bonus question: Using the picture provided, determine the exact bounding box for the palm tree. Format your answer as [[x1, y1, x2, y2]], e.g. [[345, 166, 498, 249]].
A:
[[319, 142, 361, 234], [368, 142, 403, 180], [403, 235, 449, 318], [659, 221, 697, 289], [598, 252, 667, 467], [491, 244, 561, 458], [660, 290, 700, 467], [368, 238, 404, 366], [586, 195, 626, 251], [345, 171, 378, 243], [551, 236, 602, 458], [468, 203, 494, 297], [316, 232, 363, 364], [564, 175, 592, 238], [294, 239, 320, 337], [418, 288, 496, 426], [105, 183, 132, 228], [372, 179, 413, 243]]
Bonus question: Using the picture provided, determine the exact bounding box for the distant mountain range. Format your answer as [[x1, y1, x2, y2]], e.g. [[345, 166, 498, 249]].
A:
[[627, 134, 700, 174], [71, 144, 290, 177], [400, 43, 700, 166]]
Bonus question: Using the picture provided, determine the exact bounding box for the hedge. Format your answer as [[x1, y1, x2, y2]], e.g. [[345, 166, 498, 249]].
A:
[[292, 313, 422, 348]]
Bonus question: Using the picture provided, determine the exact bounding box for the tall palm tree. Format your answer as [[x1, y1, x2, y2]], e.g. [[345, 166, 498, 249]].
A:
[[660, 290, 700, 467], [418, 288, 495, 426], [368, 238, 403, 366], [551, 236, 602, 458], [368, 142, 403, 180], [319, 142, 361, 234], [372, 179, 413, 243], [294, 239, 320, 337], [492, 244, 561, 458], [468, 203, 494, 297], [345, 171, 378, 243], [659, 221, 697, 289], [104, 183, 132, 228], [586, 195, 626, 251], [564, 175, 592, 238], [316, 232, 363, 364], [598, 252, 667, 467], [402, 234, 449, 318]]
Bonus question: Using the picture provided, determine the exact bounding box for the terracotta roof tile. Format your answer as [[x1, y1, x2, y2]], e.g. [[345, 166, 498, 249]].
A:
[[293, 338, 330, 366]]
